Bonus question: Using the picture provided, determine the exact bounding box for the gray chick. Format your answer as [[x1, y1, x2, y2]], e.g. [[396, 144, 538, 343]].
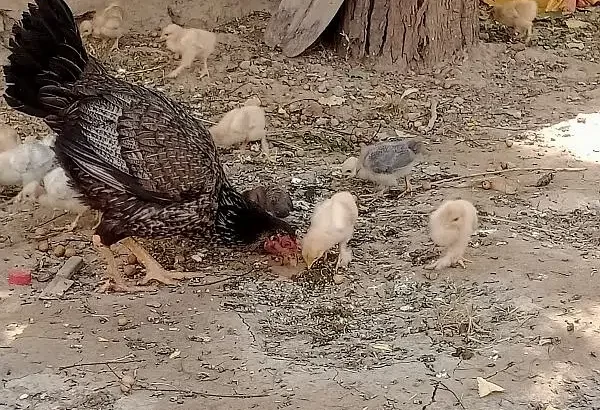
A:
[[242, 185, 294, 218], [342, 139, 423, 194]]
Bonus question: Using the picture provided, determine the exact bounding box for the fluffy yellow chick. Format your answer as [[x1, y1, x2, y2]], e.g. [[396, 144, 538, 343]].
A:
[[160, 23, 217, 79], [492, 0, 537, 44], [425, 199, 478, 273], [0, 124, 19, 152], [210, 106, 269, 154], [79, 2, 126, 51], [302, 191, 359, 270]]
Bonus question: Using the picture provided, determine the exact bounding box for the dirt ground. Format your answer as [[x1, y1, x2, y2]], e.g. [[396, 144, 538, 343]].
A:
[[1, 1, 600, 409]]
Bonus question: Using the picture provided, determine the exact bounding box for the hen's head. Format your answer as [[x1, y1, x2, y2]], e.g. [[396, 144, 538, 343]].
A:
[[264, 233, 300, 265]]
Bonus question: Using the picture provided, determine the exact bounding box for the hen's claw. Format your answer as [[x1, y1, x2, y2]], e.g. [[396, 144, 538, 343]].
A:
[[121, 237, 203, 286]]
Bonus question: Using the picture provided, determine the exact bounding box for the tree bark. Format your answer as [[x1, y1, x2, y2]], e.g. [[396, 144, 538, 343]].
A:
[[335, 0, 479, 70]]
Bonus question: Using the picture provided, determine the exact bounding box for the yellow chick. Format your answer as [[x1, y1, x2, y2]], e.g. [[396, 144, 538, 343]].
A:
[[302, 191, 359, 270], [425, 199, 478, 273], [210, 106, 269, 154], [79, 2, 126, 51], [160, 23, 217, 79], [492, 0, 537, 44]]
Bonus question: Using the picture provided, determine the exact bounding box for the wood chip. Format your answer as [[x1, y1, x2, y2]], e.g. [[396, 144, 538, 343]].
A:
[[39, 256, 83, 300]]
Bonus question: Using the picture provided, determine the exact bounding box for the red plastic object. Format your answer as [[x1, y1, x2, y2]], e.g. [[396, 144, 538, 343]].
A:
[[8, 268, 32, 286]]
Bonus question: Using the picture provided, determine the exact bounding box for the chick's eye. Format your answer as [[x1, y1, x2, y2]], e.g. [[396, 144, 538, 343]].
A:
[[452, 217, 460, 222]]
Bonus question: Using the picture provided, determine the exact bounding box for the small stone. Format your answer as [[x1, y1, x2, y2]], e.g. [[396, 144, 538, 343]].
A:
[[38, 240, 49, 252], [413, 120, 423, 128], [123, 265, 137, 277], [315, 117, 328, 126], [19, 394, 28, 400], [53, 244, 66, 257], [34, 227, 47, 236], [295, 148, 305, 157], [330, 118, 340, 127], [421, 180, 432, 191], [317, 83, 328, 93], [239, 60, 251, 70], [332, 85, 344, 97], [505, 139, 514, 148], [127, 254, 138, 265], [64, 247, 77, 258], [302, 101, 323, 117], [118, 318, 128, 327], [249, 65, 260, 75], [332, 274, 345, 285], [566, 321, 574, 332]]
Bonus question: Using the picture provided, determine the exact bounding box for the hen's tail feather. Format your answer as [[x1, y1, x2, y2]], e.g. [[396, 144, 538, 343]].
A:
[[3, 0, 88, 119]]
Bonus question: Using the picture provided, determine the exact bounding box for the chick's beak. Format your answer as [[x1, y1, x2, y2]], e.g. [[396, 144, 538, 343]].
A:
[[303, 254, 315, 269]]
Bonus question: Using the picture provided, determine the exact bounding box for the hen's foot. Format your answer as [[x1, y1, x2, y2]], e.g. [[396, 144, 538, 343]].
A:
[[121, 238, 203, 285], [93, 235, 157, 293]]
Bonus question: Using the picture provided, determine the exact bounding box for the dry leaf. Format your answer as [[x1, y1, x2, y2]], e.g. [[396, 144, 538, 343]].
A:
[[477, 377, 505, 397]]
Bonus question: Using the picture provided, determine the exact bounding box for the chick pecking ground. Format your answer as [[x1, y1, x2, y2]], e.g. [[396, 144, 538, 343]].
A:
[[1, 1, 600, 409]]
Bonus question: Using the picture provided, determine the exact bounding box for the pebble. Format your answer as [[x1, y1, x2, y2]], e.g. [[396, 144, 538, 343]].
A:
[[317, 83, 328, 93], [53, 245, 66, 257], [330, 118, 340, 127], [315, 117, 328, 126], [239, 60, 251, 70], [64, 247, 77, 258], [505, 139, 514, 148], [127, 254, 138, 265], [332, 85, 344, 97], [118, 318, 128, 326], [34, 227, 47, 236], [332, 274, 345, 285], [38, 240, 49, 252], [123, 265, 137, 277]]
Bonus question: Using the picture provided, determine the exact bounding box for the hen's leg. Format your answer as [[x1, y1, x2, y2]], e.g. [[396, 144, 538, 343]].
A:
[[94, 235, 154, 293], [121, 238, 203, 285]]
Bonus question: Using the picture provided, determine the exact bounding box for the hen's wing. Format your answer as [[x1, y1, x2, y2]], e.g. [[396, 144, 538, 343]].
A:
[[363, 141, 416, 174], [54, 73, 224, 204]]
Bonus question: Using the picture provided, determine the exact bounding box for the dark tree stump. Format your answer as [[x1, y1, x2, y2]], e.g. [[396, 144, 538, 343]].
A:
[[334, 0, 479, 69]]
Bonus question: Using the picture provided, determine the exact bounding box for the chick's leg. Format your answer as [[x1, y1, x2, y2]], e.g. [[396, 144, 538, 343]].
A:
[[120, 238, 203, 285], [110, 36, 120, 52], [168, 50, 196, 78], [199, 56, 210, 79], [335, 241, 353, 271]]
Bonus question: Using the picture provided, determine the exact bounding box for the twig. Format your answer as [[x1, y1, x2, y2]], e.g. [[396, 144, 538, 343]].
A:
[[196, 117, 217, 126], [128, 65, 165, 75], [58, 356, 144, 370], [38, 212, 69, 227], [135, 386, 270, 399], [425, 98, 438, 132], [432, 167, 586, 186], [280, 97, 319, 107], [269, 139, 302, 151], [480, 215, 554, 234], [438, 382, 466, 409]]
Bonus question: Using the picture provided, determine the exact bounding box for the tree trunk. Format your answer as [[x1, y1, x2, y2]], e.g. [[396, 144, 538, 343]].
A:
[[335, 0, 479, 70]]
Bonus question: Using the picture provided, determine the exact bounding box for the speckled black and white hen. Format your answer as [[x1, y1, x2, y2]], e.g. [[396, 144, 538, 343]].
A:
[[4, 0, 296, 291]]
